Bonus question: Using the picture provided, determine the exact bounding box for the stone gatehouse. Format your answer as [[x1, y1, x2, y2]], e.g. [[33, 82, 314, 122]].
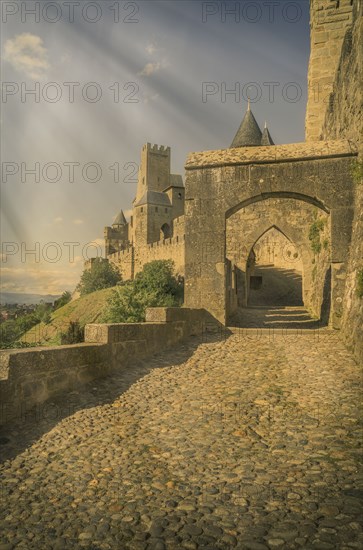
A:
[[183, 140, 357, 328]]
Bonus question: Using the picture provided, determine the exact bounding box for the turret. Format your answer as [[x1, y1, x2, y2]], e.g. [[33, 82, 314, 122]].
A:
[[261, 122, 275, 146], [104, 209, 129, 256], [230, 102, 275, 147]]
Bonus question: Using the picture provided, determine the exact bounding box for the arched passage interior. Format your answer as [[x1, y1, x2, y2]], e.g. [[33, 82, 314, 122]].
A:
[[225, 196, 331, 324]]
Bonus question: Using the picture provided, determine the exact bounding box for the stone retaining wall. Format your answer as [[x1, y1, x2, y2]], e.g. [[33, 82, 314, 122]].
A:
[[0, 308, 211, 426]]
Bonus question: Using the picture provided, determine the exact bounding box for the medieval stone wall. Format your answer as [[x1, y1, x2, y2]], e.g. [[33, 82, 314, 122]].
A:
[[318, 0, 363, 362], [134, 237, 185, 277], [0, 308, 209, 425], [184, 141, 356, 326], [108, 247, 134, 280], [305, 0, 353, 141], [108, 216, 185, 279], [321, 1, 362, 142]]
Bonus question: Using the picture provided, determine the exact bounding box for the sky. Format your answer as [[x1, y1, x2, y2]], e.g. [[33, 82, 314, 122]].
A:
[[1, 0, 311, 295]]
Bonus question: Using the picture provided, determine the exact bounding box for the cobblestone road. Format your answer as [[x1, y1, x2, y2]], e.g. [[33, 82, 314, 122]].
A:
[[0, 329, 362, 549]]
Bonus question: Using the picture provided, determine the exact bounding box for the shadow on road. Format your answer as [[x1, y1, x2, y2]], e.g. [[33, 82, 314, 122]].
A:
[[0, 333, 226, 463]]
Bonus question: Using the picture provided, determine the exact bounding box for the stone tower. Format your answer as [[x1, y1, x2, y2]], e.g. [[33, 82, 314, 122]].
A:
[[305, 0, 354, 141], [135, 143, 171, 203], [104, 210, 129, 255], [130, 143, 184, 245]]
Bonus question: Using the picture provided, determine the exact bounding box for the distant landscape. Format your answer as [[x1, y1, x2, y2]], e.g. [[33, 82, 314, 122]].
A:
[[0, 292, 62, 305]]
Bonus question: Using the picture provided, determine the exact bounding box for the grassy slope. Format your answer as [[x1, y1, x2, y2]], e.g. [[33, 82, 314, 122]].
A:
[[20, 287, 115, 346]]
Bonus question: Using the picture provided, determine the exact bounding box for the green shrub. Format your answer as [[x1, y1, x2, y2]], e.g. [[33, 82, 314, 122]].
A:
[[0, 315, 40, 348], [77, 258, 121, 296], [33, 301, 53, 323], [309, 218, 326, 255], [54, 291, 72, 310], [60, 321, 84, 344], [104, 260, 183, 323], [351, 159, 363, 185]]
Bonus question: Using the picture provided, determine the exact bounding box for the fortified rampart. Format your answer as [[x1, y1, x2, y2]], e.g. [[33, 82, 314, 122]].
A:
[[107, 215, 185, 279], [305, 0, 354, 141], [318, 0, 362, 362], [0, 308, 211, 425]]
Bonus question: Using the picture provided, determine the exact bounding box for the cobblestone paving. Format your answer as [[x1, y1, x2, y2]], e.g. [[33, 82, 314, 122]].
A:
[[0, 329, 362, 550]]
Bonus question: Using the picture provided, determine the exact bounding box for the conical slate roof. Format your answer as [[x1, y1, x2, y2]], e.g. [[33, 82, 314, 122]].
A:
[[261, 122, 275, 146], [230, 103, 262, 148], [112, 210, 127, 226]]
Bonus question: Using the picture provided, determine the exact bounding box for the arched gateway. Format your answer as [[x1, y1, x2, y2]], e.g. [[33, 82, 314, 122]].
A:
[[184, 134, 357, 328]]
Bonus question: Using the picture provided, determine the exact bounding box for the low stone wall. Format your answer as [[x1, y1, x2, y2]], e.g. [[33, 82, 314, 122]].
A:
[[0, 308, 211, 426]]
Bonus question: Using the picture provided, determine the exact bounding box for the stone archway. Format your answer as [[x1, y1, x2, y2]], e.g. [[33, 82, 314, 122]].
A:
[[225, 196, 331, 323], [184, 140, 357, 327]]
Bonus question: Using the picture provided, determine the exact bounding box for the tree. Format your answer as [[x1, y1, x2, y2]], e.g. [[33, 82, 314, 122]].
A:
[[0, 320, 21, 347], [76, 258, 121, 296], [104, 260, 183, 323], [54, 291, 72, 310], [33, 301, 53, 323]]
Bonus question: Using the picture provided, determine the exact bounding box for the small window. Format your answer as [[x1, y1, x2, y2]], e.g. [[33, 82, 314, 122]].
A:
[[142, 177, 145, 185], [165, 208, 168, 213], [141, 207, 143, 213], [155, 207, 158, 212], [178, 192, 182, 199]]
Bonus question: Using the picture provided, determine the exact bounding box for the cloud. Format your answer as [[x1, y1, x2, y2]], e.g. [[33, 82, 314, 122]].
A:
[[54, 217, 63, 223], [143, 93, 160, 104], [73, 219, 84, 225], [138, 59, 168, 77], [60, 52, 71, 64], [0, 266, 80, 294], [3, 33, 50, 80], [146, 43, 157, 55]]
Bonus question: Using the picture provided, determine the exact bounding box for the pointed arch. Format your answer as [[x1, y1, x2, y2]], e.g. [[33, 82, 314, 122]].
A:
[[248, 224, 293, 254]]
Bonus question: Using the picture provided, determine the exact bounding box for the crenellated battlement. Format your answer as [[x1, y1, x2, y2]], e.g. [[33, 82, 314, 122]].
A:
[[143, 143, 171, 155], [146, 234, 185, 250]]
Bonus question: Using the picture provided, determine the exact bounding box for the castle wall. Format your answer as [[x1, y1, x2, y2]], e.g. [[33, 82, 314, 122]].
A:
[[147, 205, 174, 243], [321, 0, 362, 142], [108, 216, 185, 280], [0, 308, 210, 425], [318, 1, 362, 363], [134, 237, 185, 277], [305, 0, 353, 141], [108, 247, 134, 281], [184, 142, 356, 326]]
